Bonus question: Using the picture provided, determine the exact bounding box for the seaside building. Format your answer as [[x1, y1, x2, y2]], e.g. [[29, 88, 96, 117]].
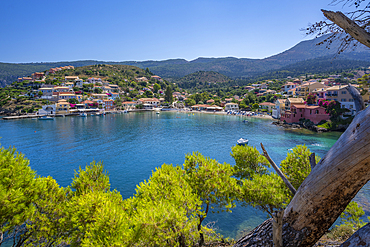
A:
[[122, 101, 138, 110], [296, 82, 325, 98], [259, 102, 275, 112], [55, 99, 70, 115], [272, 99, 286, 119], [38, 104, 56, 115], [137, 98, 160, 108], [224, 103, 239, 111], [103, 99, 115, 111], [280, 105, 329, 124], [285, 98, 305, 112], [325, 85, 356, 115]]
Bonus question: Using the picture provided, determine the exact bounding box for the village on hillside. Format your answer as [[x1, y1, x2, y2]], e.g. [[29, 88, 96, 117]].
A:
[[2, 64, 370, 130]]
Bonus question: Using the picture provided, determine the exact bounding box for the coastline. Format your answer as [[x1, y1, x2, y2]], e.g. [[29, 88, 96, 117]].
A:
[[1, 108, 275, 121]]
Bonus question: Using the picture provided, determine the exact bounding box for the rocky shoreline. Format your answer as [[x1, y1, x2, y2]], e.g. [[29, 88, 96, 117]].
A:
[[272, 120, 349, 132], [272, 120, 329, 132]]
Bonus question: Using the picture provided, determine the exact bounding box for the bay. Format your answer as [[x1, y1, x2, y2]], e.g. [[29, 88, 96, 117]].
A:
[[0, 111, 351, 239]]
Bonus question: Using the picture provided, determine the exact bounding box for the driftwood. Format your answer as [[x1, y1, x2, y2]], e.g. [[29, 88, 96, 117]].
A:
[[340, 223, 370, 247], [322, 10, 370, 49], [234, 105, 370, 246]]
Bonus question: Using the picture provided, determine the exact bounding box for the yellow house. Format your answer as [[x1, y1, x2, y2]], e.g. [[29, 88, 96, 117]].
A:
[[297, 82, 325, 98], [91, 93, 109, 100], [56, 99, 70, 115]]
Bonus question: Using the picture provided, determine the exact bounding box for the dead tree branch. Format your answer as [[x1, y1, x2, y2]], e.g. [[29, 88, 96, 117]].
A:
[[260, 143, 296, 195], [322, 9, 370, 48]]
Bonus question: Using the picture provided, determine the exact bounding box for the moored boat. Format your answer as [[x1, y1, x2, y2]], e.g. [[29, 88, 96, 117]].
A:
[[237, 138, 248, 146], [39, 116, 55, 120]]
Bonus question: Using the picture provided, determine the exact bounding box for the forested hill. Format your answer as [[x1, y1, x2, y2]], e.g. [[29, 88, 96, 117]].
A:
[[172, 71, 232, 89], [1, 35, 370, 87]]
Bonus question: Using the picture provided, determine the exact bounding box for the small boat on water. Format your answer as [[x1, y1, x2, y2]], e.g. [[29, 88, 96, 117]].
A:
[[237, 138, 249, 146], [39, 116, 54, 120], [242, 120, 248, 123], [79, 113, 87, 117]]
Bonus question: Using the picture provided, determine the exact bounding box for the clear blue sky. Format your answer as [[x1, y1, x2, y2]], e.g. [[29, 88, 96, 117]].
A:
[[0, 0, 355, 63]]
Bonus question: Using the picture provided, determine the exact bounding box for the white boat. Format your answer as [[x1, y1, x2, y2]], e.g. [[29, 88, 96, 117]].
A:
[[237, 138, 249, 146], [79, 113, 87, 117], [39, 116, 54, 120]]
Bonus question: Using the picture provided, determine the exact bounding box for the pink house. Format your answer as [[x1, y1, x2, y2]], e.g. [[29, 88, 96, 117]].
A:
[[281, 105, 330, 124]]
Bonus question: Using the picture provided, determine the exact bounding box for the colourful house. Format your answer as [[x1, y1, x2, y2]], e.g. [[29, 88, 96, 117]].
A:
[[280, 105, 330, 124]]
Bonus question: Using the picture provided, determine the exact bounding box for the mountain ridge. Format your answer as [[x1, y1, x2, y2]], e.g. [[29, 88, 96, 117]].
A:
[[1, 35, 370, 87]]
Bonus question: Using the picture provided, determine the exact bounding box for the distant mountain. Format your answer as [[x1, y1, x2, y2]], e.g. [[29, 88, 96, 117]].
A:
[[1, 35, 370, 87]]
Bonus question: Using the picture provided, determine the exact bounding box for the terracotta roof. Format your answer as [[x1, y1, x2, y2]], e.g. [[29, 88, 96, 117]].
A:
[[292, 105, 322, 109], [287, 98, 305, 103], [259, 102, 275, 106]]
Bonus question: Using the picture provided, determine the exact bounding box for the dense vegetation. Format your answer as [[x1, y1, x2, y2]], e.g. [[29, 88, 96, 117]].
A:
[[1, 143, 366, 246], [172, 71, 232, 89]]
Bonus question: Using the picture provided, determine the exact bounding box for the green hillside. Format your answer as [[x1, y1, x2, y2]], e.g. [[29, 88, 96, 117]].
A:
[[173, 71, 232, 89], [46, 64, 155, 86]]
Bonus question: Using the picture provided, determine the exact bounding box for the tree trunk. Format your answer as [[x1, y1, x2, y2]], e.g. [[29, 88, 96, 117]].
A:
[[340, 223, 370, 247], [234, 106, 370, 247], [272, 210, 284, 247]]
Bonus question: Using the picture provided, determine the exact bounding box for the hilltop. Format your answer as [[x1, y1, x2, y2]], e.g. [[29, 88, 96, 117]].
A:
[[44, 64, 156, 87]]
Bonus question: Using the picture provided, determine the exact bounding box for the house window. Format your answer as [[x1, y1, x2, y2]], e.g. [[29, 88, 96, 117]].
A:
[[349, 99, 354, 102], [341, 99, 346, 102], [341, 91, 346, 94], [315, 110, 319, 114]]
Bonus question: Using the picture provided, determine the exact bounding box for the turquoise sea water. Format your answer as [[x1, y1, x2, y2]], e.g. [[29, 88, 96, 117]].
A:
[[0, 112, 358, 239]]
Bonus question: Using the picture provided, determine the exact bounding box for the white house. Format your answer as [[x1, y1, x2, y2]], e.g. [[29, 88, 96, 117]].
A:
[[225, 103, 239, 111], [272, 99, 286, 119], [281, 82, 297, 93], [87, 78, 102, 84], [38, 104, 56, 115], [137, 98, 160, 107]]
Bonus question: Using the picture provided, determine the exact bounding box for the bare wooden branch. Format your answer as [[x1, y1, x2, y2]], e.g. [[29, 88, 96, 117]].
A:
[[322, 10, 370, 49], [272, 210, 284, 247], [309, 153, 316, 170], [260, 143, 296, 195], [346, 84, 365, 113]]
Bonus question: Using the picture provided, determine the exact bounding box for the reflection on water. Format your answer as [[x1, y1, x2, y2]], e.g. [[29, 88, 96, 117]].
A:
[[1, 112, 367, 239]]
